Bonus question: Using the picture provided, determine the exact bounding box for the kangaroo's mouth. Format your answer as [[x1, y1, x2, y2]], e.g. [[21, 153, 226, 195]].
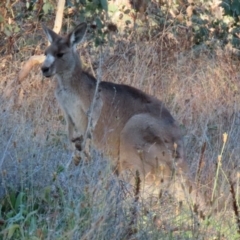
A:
[[42, 70, 54, 78], [43, 74, 53, 78]]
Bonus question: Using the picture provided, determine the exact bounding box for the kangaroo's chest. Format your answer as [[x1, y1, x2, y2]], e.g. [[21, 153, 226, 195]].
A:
[[55, 87, 86, 126]]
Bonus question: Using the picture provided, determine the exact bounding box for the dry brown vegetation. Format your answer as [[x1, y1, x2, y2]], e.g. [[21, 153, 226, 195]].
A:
[[1, 24, 240, 239]]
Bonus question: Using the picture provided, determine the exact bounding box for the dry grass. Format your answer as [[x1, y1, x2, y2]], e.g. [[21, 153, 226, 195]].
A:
[[1, 28, 240, 239]]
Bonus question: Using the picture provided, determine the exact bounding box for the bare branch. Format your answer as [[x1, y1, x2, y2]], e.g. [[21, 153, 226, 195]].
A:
[[53, 0, 65, 34], [18, 54, 45, 82]]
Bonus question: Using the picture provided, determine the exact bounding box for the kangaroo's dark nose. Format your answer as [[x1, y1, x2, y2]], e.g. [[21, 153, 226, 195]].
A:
[[41, 66, 49, 74], [41, 66, 52, 78]]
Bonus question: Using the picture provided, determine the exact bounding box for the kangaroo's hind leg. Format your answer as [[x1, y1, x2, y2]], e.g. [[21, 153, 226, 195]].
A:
[[119, 113, 204, 208]]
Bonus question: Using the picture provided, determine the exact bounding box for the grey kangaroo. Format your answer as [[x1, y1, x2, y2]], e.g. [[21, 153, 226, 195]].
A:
[[41, 22, 204, 207]]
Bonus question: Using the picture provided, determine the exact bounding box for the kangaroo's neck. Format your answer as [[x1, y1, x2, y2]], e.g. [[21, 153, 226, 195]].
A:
[[56, 52, 96, 85], [56, 53, 81, 84], [55, 53, 97, 107]]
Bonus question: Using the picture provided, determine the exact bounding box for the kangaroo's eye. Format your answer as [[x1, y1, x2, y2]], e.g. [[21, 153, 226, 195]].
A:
[[56, 53, 64, 58]]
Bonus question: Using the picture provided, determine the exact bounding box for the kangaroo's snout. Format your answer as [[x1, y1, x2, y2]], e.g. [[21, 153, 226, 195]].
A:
[[41, 52, 56, 77]]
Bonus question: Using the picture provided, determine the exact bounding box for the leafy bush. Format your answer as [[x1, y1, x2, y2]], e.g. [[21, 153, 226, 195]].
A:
[[222, 0, 240, 19], [1, 1, 240, 55]]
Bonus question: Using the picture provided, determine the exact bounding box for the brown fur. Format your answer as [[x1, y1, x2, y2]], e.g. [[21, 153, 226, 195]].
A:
[[41, 23, 204, 207]]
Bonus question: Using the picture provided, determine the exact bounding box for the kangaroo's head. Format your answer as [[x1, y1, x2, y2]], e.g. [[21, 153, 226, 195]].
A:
[[41, 23, 87, 78]]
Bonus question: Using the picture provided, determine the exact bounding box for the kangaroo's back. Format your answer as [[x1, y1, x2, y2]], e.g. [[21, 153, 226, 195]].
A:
[[93, 81, 181, 157]]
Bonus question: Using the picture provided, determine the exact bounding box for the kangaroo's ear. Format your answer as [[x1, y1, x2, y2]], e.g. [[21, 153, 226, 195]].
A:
[[68, 22, 87, 47], [42, 24, 59, 43]]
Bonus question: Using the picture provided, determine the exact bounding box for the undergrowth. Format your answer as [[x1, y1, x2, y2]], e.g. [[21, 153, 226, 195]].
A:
[[1, 23, 240, 239]]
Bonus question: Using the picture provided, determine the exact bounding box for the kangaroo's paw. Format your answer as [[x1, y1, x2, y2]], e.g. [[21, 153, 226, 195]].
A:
[[72, 135, 83, 151]]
